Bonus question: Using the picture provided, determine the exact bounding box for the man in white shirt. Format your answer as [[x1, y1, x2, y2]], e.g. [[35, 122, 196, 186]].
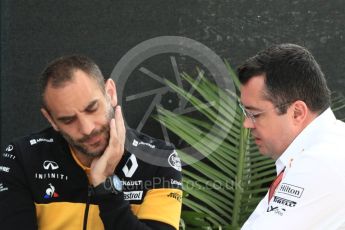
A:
[[238, 44, 345, 229]]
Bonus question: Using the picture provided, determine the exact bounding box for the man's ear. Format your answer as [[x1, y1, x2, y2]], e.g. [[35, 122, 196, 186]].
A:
[[291, 100, 308, 125], [105, 78, 118, 107], [41, 108, 59, 131]]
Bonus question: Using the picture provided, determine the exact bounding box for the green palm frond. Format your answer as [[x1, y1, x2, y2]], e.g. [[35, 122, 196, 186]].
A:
[[156, 63, 345, 229], [331, 92, 345, 121], [156, 66, 275, 229]]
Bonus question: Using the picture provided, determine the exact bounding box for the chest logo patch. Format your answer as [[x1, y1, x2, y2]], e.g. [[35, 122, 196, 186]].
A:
[[43, 160, 59, 170], [122, 154, 138, 178], [44, 183, 59, 199]]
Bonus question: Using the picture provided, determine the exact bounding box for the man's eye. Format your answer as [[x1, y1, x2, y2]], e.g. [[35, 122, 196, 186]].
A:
[[61, 118, 74, 124], [252, 113, 261, 119], [86, 103, 98, 113], [86, 106, 97, 113]]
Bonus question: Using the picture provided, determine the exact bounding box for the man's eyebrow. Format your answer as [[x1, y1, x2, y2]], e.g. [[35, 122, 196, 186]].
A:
[[57, 114, 76, 122], [239, 101, 261, 111], [84, 99, 98, 111], [56, 100, 99, 122], [244, 105, 261, 111]]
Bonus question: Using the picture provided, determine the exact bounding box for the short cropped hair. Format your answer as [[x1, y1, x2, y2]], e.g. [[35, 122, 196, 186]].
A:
[[40, 55, 105, 109], [237, 43, 331, 114]]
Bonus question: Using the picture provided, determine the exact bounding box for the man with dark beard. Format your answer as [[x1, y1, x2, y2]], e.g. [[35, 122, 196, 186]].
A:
[[0, 55, 182, 230]]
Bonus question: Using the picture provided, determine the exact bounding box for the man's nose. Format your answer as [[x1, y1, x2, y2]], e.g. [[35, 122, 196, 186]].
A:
[[78, 116, 95, 136], [243, 116, 255, 129]]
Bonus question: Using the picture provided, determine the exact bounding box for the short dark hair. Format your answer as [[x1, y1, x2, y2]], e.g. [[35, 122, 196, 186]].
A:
[[40, 55, 105, 109], [237, 43, 331, 114]]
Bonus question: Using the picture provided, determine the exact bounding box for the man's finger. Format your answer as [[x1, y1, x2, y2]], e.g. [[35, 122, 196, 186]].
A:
[[104, 118, 117, 157], [115, 106, 126, 145]]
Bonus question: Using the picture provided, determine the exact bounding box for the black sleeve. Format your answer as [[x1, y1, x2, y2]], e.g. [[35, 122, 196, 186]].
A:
[[0, 143, 38, 230], [95, 193, 175, 230]]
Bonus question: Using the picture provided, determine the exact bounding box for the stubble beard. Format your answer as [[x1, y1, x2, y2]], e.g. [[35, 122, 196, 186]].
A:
[[61, 103, 115, 158]]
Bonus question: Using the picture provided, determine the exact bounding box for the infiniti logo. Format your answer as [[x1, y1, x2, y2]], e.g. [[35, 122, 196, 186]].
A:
[[43, 160, 59, 170]]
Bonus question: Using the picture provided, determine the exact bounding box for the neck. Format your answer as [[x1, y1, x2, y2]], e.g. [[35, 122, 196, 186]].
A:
[[289, 111, 319, 150], [71, 148, 94, 168], [301, 111, 319, 131]]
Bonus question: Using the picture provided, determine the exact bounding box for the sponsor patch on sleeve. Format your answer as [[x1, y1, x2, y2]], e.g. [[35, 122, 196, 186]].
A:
[[0, 183, 9, 192], [5, 145, 14, 152], [168, 151, 182, 172], [0, 166, 10, 173]]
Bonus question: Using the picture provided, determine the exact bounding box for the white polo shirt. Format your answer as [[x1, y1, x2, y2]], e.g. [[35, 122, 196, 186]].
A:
[[242, 108, 345, 229]]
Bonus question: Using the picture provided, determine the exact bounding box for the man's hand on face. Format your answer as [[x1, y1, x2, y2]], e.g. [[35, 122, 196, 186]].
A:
[[90, 106, 126, 186]]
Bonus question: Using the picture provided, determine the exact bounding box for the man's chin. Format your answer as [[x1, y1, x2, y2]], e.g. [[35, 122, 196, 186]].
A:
[[257, 147, 277, 159], [86, 146, 107, 157], [257, 146, 267, 155], [74, 144, 106, 158], [84, 150, 104, 158]]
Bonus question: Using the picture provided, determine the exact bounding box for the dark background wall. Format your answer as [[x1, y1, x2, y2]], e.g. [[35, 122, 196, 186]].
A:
[[1, 0, 345, 148]]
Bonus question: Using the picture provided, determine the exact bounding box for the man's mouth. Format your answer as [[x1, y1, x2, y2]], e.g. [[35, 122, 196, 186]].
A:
[[84, 134, 102, 146], [252, 134, 261, 145], [254, 138, 261, 145]]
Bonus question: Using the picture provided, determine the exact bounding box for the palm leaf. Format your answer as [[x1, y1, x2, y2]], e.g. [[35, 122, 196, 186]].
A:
[[156, 63, 345, 229], [331, 92, 345, 121], [156, 66, 275, 229]]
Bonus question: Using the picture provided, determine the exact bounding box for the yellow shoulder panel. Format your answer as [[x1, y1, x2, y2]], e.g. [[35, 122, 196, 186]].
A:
[[135, 188, 182, 230]]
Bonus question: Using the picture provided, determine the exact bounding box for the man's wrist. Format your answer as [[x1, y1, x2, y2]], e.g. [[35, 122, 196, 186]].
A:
[[91, 176, 107, 187], [92, 174, 123, 195]]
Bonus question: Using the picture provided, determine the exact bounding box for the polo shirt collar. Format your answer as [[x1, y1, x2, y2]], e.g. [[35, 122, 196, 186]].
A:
[[275, 108, 335, 174]]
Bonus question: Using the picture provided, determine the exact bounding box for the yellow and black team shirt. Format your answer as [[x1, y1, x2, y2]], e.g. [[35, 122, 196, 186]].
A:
[[0, 127, 182, 230]]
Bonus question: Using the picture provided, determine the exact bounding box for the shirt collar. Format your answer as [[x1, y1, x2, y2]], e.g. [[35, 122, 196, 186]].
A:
[[275, 108, 336, 174]]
